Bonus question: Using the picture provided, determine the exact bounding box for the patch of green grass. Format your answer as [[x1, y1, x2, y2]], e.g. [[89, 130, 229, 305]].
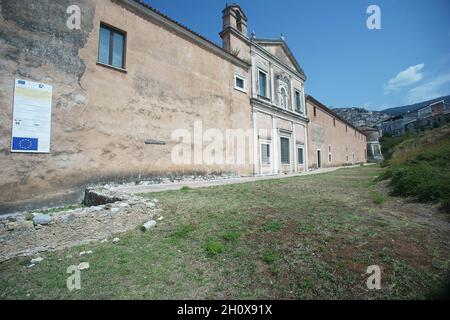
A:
[[221, 231, 241, 243], [170, 223, 196, 241], [372, 193, 385, 205], [261, 221, 283, 232], [205, 240, 225, 256], [263, 249, 278, 264], [180, 186, 191, 192], [1, 166, 447, 300]]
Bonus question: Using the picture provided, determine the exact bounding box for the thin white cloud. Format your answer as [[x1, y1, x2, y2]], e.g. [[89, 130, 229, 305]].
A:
[[407, 73, 450, 103], [385, 63, 424, 93]]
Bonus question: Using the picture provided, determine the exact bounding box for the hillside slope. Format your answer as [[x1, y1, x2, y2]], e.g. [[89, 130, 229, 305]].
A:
[[379, 123, 450, 212]]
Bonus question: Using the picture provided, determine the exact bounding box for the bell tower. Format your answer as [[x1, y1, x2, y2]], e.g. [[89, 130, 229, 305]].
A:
[[219, 4, 250, 60]]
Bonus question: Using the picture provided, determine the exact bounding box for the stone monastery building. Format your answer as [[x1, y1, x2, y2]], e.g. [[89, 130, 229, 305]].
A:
[[0, 0, 367, 213]]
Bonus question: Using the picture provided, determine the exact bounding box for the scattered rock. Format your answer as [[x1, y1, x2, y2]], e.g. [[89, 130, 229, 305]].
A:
[[142, 220, 157, 231], [157, 216, 164, 221], [78, 262, 90, 270], [146, 202, 156, 209], [30, 257, 43, 263], [83, 188, 123, 206], [117, 202, 130, 208], [28, 263, 35, 268], [112, 237, 120, 243], [32, 214, 52, 226], [100, 239, 108, 243], [111, 207, 120, 214]]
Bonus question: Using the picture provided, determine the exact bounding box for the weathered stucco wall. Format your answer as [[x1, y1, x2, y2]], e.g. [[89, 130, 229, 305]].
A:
[[0, 0, 253, 213], [306, 98, 367, 169]]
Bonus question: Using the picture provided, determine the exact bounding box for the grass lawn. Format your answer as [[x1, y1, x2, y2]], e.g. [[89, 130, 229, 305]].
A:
[[1, 166, 449, 299]]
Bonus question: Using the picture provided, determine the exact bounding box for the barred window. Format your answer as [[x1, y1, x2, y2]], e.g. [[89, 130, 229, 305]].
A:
[[280, 137, 290, 164], [297, 147, 304, 164]]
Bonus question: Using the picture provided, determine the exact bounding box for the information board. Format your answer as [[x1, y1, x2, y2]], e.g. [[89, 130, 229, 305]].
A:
[[11, 79, 52, 153]]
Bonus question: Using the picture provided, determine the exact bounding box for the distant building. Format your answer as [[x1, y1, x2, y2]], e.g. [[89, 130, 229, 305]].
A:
[[405, 101, 450, 133], [381, 100, 450, 136], [360, 127, 383, 162]]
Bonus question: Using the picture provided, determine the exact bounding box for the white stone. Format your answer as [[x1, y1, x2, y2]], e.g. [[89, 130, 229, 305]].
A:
[[111, 207, 120, 214], [28, 264, 35, 268], [78, 262, 90, 270], [30, 257, 43, 263], [146, 202, 156, 209], [118, 202, 130, 208], [142, 220, 156, 230], [112, 237, 120, 243], [157, 216, 164, 221], [32, 214, 52, 226], [100, 239, 108, 243]]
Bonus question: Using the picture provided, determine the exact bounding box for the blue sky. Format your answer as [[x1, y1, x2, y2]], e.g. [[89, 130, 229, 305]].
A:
[[145, 0, 450, 111]]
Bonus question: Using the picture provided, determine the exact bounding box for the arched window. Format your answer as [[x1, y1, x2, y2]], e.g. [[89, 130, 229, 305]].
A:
[[236, 11, 242, 32]]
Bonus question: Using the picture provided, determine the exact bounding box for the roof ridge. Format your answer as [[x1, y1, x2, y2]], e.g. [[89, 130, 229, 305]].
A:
[[306, 95, 366, 135]]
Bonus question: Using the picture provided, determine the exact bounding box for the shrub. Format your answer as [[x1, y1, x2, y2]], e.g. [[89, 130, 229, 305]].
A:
[[180, 186, 191, 192], [373, 193, 385, 205], [263, 249, 278, 264], [205, 240, 225, 256], [25, 213, 34, 221]]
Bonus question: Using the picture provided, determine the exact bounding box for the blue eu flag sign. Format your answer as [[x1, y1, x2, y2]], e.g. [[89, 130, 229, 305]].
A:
[[12, 137, 39, 151]]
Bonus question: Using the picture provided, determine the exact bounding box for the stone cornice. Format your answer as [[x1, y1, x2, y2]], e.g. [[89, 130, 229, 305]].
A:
[[251, 98, 309, 124]]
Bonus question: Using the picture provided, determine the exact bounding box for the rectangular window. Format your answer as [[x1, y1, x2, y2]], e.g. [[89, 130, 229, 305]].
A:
[[297, 147, 304, 164], [295, 90, 302, 113], [258, 70, 267, 97], [98, 24, 126, 69], [313, 107, 317, 117], [234, 75, 246, 92], [261, 143, 271, 165], [280, 137, 290, 164]]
